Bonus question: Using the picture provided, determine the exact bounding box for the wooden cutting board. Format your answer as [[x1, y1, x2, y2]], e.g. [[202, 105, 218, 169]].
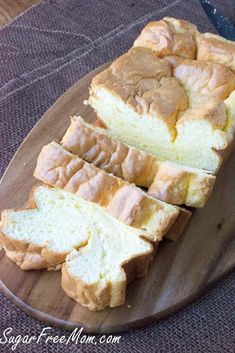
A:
[[0, 63, 235, 334]]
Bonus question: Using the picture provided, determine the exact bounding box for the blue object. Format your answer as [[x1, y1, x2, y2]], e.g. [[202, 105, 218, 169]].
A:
[[199, 0, 235, 40]]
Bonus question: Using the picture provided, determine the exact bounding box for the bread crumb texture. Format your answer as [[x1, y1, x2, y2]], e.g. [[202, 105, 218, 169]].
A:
[[0, 186, 154, 310]]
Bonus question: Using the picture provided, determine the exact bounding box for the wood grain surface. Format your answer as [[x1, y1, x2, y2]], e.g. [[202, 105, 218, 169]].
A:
[[0, 0, 38, 27], [0, 63, 235, 333]]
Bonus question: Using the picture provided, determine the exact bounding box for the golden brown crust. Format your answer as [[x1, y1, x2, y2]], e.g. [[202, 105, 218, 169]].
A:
[[62, 116, 157, 187], [93, 118, 107, 128], [177, 101, 227, 128], [169, 56, 235, 105], [91, 47, 188, 132], [197, 33, 235, 71], [34, 142, 190, 242], [90, 46, 235, 135], [89, 37, 235, 173], [4, 249, 48, 270], [134, 17, 197, 59], [62, 116, 215, 207], [134, 17, 235, 72], [148, 162, 215, 207]]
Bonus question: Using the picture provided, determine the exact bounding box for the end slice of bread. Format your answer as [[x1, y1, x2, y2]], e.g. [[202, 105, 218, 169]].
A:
[[0, 186, 90, 269], [0, 186, 153, 310], [61, 116, 215, 207], [62, 229, 153, 311], [34, 142, 191, 242]]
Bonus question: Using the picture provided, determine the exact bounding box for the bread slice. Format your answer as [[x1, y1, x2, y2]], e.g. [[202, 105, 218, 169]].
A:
[[134, 17, 235, 72], [88, 46, 235, 172], [61, 116, 215, 207], [0, 186, 154, 310], [0, 186, 92, 269], [34, 142, 191, 242], [62, 230, 152, 311]]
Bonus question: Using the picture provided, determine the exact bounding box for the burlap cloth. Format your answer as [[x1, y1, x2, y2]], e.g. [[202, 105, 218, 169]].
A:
[[0, 0, 234, 352]]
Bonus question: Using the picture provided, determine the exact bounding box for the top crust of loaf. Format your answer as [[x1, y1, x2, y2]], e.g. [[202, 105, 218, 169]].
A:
[[91, 46, 187, 135], [91, 45, 235, 116], [90, 47, 235, 139], [89, 43, 235, 172], [197, 33, 235, 71], [134, 17, 197, 59], [167, 55, 235, 107], [91, 46, 235, 125], [134, 17, 235, 72]]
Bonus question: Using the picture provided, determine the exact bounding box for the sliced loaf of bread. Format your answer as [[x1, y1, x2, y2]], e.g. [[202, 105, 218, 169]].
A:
[[88, 46, 235, 172], [61, 116, 215, 207], [34, 142, 191, 242], [0, 186, 153, 310]]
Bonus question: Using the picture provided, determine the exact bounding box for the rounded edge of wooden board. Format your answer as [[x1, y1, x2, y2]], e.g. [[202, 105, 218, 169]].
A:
[[1, 62, 235, 334], [1, 261, 234, 333]]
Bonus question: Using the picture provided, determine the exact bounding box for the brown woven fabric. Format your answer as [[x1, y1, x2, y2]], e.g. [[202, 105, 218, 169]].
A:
[[0, 0, 235, 352]]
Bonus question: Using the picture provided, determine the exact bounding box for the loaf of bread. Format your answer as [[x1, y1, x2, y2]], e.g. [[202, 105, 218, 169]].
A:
[[134, 17, 235, 71], [89, 45, 235, 172], [61, 116, 215, 207], [4, 17, 229, 312], [34, 142, 191, 241], [0, 186, 154, 310]]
